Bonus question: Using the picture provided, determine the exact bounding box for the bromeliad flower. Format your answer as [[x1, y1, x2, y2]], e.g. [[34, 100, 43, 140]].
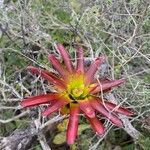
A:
[[20, 44, 133, 145]]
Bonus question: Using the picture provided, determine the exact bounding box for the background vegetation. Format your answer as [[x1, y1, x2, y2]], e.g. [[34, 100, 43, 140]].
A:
[[0, 0, 150, 149]]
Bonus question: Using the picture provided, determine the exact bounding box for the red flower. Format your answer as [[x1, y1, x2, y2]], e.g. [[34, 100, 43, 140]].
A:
[[21, 44, 133, 145]]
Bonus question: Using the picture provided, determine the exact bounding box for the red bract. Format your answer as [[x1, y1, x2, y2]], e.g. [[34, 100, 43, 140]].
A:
[[20, 44, 133, 145]]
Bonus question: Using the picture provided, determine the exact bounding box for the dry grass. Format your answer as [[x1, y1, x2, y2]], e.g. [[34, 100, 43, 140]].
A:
[[0, 0, 150, 149]]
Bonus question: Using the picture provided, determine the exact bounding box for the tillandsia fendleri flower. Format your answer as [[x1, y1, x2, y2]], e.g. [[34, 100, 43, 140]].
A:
[[20, 44, 133, 145]]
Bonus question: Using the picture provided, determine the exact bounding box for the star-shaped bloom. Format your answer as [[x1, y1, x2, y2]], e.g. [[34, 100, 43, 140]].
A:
[[21, 44, 133, 145]]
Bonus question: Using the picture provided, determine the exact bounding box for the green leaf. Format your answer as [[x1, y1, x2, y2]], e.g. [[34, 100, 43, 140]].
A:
[[54, 9, 71, 23], [53, 132, 66, 144]]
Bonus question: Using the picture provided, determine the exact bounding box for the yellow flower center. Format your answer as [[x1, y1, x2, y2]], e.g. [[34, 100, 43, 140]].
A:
[[66, 73, 89, 100], [72, 87, 84, 97]]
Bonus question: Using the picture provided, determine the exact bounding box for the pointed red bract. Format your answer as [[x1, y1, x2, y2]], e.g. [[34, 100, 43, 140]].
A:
[[79, 100, 95, 118], [103, 101, 133, 116], [89, 79, 111, 94], [21, 93, 59, 108], [76, 47, 84, 73], [90, 79, 125, 94], [48, 54, 68, 77], [42, 98, 69, 116], [85, 56, 105, 85], [42, 70, 66, 90], [67, 105, 79, 145], [27, 66, 65, 89], [55, 44, 73, 73], [91, 99, 123, 127], [99, 78, 112, 92], [87, 116, 105, 135]]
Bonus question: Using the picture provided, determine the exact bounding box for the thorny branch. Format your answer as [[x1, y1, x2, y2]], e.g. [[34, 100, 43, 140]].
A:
[[0, 115, 65, 150]]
